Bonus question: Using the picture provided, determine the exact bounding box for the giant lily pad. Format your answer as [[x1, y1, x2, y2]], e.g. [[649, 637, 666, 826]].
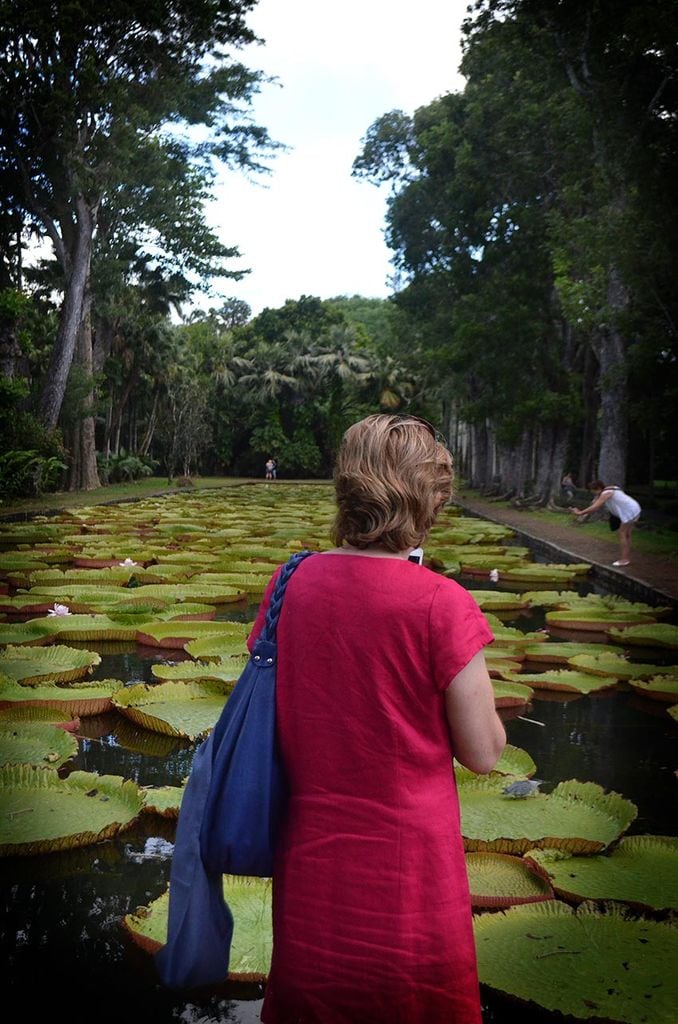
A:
[[607, 622, 678, 650], [123, 875, 272, 981], [474, 901, 678, 1023], [0, 621, 54, 647], [120, 582, 247, 605], [0, 720, 78, 769], [0, 675, 121, 716], [140, 784, 184, 817], [547, 608, 659, 631], [495, 566, 583, 585], [567, 652, 675, 680], [491, 679, 534, 706], [466, 852, 554, 908], [31, 613, 158, 643], [0, 766, 144, 856], [459, 778, 637, 854], [0, 644, 101, 684], [455, 744, 537, 785], [525, 836, 678, 912], [151, 657, 249, 683], [627, 675, 678, 702], [112, 680, 233, 739], [184, 634, 251, 661], [523, 642, 620, 665], [136, 620, 249, 649], [467, 590, 529, 612], [501, 669, 619, 695]]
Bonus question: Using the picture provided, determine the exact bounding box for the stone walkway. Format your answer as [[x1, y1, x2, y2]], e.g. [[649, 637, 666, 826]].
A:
[[452, 492, 678, 611]]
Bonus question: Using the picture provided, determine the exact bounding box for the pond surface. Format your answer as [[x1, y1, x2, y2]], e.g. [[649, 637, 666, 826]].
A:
[[2, 534, 677, 1023]]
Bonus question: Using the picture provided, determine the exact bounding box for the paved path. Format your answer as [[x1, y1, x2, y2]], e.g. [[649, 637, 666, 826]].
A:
[[452, 493, 678, 611]]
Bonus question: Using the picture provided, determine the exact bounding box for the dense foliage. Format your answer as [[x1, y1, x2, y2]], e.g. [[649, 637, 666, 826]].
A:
[[1, 1, 676, 501], [354, 0, 678, 500]]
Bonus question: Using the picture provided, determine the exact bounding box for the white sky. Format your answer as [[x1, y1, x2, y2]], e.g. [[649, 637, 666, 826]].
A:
[[204, 0, 469, 317]]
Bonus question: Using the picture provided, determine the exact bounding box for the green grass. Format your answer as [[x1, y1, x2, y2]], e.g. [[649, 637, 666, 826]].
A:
[[0, 476, 249, 518]]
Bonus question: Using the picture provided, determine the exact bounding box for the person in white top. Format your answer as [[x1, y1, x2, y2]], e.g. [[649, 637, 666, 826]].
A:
[[570, 479, 641, 567]]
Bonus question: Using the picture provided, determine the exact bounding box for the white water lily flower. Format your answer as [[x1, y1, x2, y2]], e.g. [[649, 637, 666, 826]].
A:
[[489, 568, 500, 583], [119, 558, 138, 567], [48, 603, 72, 616]]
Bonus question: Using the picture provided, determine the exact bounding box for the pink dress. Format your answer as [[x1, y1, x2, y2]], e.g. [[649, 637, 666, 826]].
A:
[[247, 553, 493, 1024]]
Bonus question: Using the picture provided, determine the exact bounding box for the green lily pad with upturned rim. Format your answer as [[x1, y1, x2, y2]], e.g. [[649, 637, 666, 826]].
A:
[[525, 836, 678, 912], [500, 669, 619, 694], [467, 590, 529, 611], [0, 621, 55, 647], [184, 635, 251, 661], [607, 622, 678, 650], [136, 619, 249, 649], [567, 653, 676, 680], [627, 675, 678, 702], [121, 582, 247, 605], [494, 566, 583, 584], [459, 778, 637, 854], [112, 680, 233, 739], [491, 679, 534, 706], [140, 784, 184, 817], [547, 608, 659, 631], [523, 642, 620, 665], [455, 743, 537, 784], [0, 766, 144, 856], [466, 852, 554, 908], [151, 657, 249, 683], [0, 720, 78, 769], [0, 644, 101, 684], [474, 900, 678, 1023], [123, 875, 272, 981], [0, 675, 121, 716], [29, 613, 158, 642]]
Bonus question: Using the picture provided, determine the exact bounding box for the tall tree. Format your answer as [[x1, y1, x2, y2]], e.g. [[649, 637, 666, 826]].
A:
[[0, 0, 275, 439]]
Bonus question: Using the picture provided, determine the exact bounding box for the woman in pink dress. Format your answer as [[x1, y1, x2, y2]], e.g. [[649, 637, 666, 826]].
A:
[[248, 413, 506, 1024]]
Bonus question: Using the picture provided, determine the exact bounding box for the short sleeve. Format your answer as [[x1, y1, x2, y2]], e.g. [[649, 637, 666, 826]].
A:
[[429, 580, 494, 691], [246, 566, 282, 652]]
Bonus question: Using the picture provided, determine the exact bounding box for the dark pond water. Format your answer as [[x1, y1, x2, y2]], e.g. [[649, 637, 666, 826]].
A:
[[2, 558, 677, 1023]]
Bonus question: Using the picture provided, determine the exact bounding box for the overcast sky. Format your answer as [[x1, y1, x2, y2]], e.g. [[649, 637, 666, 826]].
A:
[[204, 0, 470, 317]]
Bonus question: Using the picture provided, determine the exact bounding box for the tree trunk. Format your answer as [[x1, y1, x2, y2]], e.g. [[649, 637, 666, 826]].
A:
[[38, 196, 94, 430], [578, 344, 599, 488], [592, 266, 629, 486], [532, 424, 569, 504], [139, 391, 159, 456], [67, 294, 101, 491]]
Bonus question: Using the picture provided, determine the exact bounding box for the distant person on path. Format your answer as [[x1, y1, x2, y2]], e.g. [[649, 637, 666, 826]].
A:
[[561, 472, 576, 503], [271, 458, 278, 480], [265, 457, 275, 481], [247, 413, 506, 1024], [570, 480, 641, 567]]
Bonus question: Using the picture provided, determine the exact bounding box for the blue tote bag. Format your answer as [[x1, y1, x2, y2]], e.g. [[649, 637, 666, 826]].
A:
[[155, 550, 314, 989]]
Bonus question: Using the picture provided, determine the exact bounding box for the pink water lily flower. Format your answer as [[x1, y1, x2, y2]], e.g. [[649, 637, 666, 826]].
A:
[[119, 558, 138, 567], [48, 603, 72, 616]]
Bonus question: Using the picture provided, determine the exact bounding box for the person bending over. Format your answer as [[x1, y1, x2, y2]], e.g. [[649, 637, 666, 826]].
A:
[[571, 480, 641, 567]]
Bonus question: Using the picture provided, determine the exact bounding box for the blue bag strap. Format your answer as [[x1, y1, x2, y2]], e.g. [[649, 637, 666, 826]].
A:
[[258, 550, 314, 644]]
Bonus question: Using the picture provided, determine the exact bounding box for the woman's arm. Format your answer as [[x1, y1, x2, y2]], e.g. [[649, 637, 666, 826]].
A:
[[571, 489, 611, 517], [445, 650, 506, 774]]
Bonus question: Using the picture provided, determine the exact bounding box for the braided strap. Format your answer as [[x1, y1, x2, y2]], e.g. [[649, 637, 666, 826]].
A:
[[260, 550, 314, 643]]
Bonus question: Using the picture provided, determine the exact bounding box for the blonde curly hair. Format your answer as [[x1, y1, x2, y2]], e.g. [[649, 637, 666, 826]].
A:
[[330, 414, 454, 552]]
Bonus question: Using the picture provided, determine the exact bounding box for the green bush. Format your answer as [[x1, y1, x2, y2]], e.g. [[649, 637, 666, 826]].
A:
[[0, 375, 67, 499], [97, 450, 158, 483]]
